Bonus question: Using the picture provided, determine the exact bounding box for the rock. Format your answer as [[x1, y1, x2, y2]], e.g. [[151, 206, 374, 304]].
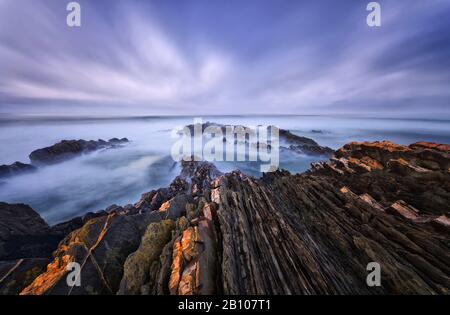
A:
[[0, 258, 49, 295], [214, 171, 449, 294], [184, 122, 334, 158], [158, 194, 192, 220], [0, 203, 60, 260], [0, 162, 36, 179], [309, 141, 450, 216], [287, 144, 334, 156], [6, 140, 450, 295], [118, 220, 175, 295], [20, 213, 148, 295], [29, 138, 129, 165], [168, 210, 218, 295]]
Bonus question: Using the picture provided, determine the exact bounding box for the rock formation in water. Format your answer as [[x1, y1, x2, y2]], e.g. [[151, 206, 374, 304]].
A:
[[29, 138, 129, 165], [0, 162, 37, 179], [184, 121, 334, 158], [0, 138, 129, 179], [0, 140, 449, 295]]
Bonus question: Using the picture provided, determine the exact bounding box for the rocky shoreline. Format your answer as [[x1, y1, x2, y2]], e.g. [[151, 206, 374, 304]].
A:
[[0, 139, 449, 295], [0, 138, 129, 179]]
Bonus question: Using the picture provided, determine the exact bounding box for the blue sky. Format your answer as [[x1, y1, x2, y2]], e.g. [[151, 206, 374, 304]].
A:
[[0, 0, 450, 117]]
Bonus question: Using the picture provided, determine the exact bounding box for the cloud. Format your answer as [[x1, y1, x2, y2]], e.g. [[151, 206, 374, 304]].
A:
[[0, 0, 449, 117]]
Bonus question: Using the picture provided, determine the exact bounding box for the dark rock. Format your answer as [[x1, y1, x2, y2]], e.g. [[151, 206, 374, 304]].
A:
[[309, 141, 450, 216], [20, 214, 144, 295], [11, 141, 450, 295], [0, 162, 36, 178], [288, 144, 334, 156], [0, 258, 49, 295], [0, 203, 60, 260], [184, 122, 334, 158], [29, 138, 129, 165]]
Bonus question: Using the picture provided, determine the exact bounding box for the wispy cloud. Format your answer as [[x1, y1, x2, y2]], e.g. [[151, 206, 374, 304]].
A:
[[0, 0, 449, 117]]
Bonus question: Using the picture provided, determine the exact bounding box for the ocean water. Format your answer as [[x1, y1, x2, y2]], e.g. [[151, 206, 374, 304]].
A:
[[0, 115, 449, 224]]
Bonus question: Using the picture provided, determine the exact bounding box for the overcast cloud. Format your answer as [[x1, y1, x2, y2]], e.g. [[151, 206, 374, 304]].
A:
[[0, 0, 449, 117]]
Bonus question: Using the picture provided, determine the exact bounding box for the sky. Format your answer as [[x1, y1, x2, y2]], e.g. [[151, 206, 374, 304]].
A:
[[0, 0, 449, 118]]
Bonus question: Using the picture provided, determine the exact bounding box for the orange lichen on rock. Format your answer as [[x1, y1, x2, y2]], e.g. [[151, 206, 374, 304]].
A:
[[159, 201, 171, 212], [20, 255, 72, 295]]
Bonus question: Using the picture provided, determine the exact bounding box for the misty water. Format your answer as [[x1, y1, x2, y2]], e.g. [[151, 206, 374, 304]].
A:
[[0, 115, 449, 225]]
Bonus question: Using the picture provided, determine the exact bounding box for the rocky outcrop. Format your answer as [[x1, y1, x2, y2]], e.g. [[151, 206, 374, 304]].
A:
[[20, 212, 161, 295], [279, 129, 334, 156], [0, 162, 36, 179], [2, 141, 449, 295], [0, 138, 129, 179], [135, 160, 221, 213], [0, 258, 49, 295], [118, 220, 175, 295], [0, 203, 60, 260], [184, 121, 334, 157], [29, 138, 129, 165], [310, 141, 450, 216]]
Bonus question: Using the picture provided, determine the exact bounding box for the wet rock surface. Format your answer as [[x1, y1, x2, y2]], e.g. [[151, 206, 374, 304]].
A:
[[1, 140, 449, 295]]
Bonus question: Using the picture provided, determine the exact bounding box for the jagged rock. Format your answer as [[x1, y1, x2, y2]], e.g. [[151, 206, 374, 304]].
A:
[[279, 129, 334, 156], [287, 144, 334, 156], [0, 203, 60, 260], [135, 159, 221, 213], [20, 212, 163, 295], [168, 204, 218, 295], [310, 141, 450, 216], [184, 122, 334, 158], [0, 258, 49, 295], [6, 141, 450, 295], [158, 194, 192, 220], [29, 138, 129, 165], [0, 162, 36, 179], [214, 171, 449, 294], [118, 220, 175, 295]]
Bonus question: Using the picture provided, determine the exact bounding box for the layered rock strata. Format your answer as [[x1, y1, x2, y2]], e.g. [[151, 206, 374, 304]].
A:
[[0, 141, 448, 295]]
